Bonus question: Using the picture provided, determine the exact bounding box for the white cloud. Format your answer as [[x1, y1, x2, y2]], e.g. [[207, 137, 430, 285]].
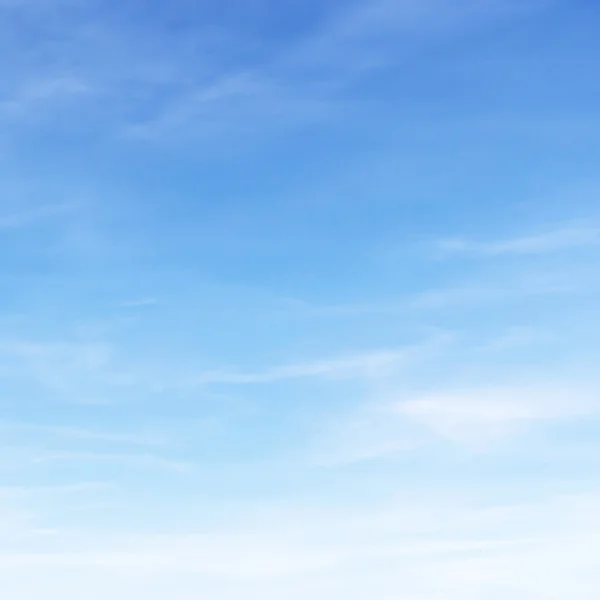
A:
[[397, 382, 595, 442], [190, 334, 451, 386], [435, 222, 600, 257], [0, 203, 78, 229], [312, 377, 599, 465], [0, 421, 167, 446], [115, 297, 159, 308], [191, 350, 410, 385], [0, 338, 141, 403], [0, 76, 92, 117], [478, 326, 555, 351], [287, 0, 552, 74], [29, 451, 193, 474]]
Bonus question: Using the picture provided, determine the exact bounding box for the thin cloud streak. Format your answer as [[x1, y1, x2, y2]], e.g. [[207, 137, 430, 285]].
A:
[[30, 451, 194, 474], [0, 203, 78, 229], [0, 421, 168, 446], [125, 0, 552, 143], [189, 335, 452, 386], [434, 223, 600, 258]]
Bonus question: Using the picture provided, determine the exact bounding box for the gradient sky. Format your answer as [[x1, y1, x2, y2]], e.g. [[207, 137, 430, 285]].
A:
[[2, 0, 600, 598]]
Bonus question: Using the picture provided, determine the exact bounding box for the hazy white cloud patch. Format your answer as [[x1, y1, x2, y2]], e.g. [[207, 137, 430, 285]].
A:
[[396, 382, 596, 444], [434, 222, 600, 258]]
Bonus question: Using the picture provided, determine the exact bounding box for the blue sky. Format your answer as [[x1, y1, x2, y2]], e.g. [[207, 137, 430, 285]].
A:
[[1, 0, 600, 597]]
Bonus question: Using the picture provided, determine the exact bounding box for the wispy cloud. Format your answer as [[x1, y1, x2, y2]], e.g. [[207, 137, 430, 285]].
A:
[[434, 222, 600, 258], [0, 76, 92, 117], [312, 366, 600, 464], [1, 482, 112, 497], [285, 268, 578, 317], [124, 0, 555, 143], [115, 297, 159, 308], [0, 0, 561, 149], [0, 0, 558, 146], [0, 203, 77, 229], [123, 70, 332, 144], [397, 382, 597, 443], [409, 273, 578, 308], [0, 421, 167, 446], [191, 350, 411, 385], [288, 0, 544, 73], [189, 334, 451, 386], [30, 451, 193, 474], [0, 339, 140, 403]]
